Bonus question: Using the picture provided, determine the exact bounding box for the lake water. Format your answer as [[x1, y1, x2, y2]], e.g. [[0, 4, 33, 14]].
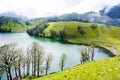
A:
[[0, 33, 112, 80]]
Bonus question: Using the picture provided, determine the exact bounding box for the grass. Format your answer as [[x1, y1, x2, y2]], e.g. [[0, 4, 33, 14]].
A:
[[24, 56, 120, 80], [43, 21, 120, 54], [44, 21, 120, 38], [24, 21, 120, 80]]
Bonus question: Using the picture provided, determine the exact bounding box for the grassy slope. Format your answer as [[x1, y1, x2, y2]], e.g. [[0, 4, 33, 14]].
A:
[[25, 56, 120, 80], [44, 21, 120, 53], [24, 21, 120, 80], [0, 23, 26, 33], [10, 24, 26, 32]]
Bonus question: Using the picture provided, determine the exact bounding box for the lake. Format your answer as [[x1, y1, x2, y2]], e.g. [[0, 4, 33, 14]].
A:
[[0, 33, 112, 80]]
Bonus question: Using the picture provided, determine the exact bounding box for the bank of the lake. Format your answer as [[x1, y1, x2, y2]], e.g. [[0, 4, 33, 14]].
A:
[[27, 21, 120, 56], [65, 38, 120, 56]]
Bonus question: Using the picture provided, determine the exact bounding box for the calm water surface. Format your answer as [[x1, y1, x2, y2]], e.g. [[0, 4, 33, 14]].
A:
[[0, 33, 112, 80]]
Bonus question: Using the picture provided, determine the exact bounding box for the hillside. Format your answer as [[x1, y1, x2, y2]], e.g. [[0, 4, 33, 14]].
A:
[[26, 18, 47, 29], [27, 21, 120, 54], [0, 16, 26, 32], [24, 56, 120, 80], [44, 21, 109, 38], [43, 21, 120, 38]]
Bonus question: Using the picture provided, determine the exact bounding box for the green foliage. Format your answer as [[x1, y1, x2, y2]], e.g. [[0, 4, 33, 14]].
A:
[[90, 23, 97, 30], [23, 21, 120, 80], [59, 29, 66, 41], [26, 18, 47, 29], [77, 26, 85, 36], [50, 29, 57, 38], [27, 21, 120, 54], [43, 21, 120, 39], [0, 16, 25, 32], [27, 21, 48, 37], [27, 56, 120, 80]]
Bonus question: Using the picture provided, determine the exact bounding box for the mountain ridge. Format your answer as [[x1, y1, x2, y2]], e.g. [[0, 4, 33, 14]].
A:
[[0, 12, 29, 22]]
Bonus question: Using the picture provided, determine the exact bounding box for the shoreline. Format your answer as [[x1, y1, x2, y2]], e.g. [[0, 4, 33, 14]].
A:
[[64, 39, 119, 56], [96, 45, 119, 56]]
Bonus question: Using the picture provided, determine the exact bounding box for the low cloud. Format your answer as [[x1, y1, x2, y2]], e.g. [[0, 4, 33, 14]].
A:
[[62, 0, 84, 7], [0, 0, 120, 18]]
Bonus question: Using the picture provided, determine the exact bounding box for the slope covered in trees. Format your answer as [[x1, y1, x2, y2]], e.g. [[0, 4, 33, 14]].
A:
[[27, 21, 48, 37], [0, 16, 25, 32]]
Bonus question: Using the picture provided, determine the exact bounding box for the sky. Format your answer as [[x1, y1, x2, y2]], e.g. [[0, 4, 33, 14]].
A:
[[0, 0, 120, 18]]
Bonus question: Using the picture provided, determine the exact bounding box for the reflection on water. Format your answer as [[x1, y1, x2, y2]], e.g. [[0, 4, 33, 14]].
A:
[[0, 33, 112, 80]]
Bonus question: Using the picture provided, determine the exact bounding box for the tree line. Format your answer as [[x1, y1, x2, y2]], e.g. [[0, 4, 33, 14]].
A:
[[27, 21, 66, 41], [0, 42, 94, 80], [0, 16, 25, 33]]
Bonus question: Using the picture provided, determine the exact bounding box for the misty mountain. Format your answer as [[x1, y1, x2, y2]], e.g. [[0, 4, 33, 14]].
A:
[[79, 12, 111, 24], [0, 16, 24, 26], [1, 4, 120, 27], [99, 4, 120, 26], [46, 12, 111, 25], [100, 4, 120, 19], [59, 13, 80, 21], [46, 4, 120, 26], [0, 12, 29, 22]]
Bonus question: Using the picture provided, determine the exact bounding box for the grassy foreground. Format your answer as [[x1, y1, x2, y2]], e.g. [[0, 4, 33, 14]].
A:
[[24, 56, 120, 80]]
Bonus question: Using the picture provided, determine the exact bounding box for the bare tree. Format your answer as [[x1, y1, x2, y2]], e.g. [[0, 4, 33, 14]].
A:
[[45, 53, 53, 75], [17, 50, 23, 78], [22, 56, 26, 77], [36, 45, 45, 77], [30, 42, 45, 77], [59, 53, 67, 71], [89, 47, 94, 61], [79, 46, 94, 64], [0, 43, 20, 80], [31, 42, 38, 77], [26, 47, 31, 76], [13, 52, 19, 78]]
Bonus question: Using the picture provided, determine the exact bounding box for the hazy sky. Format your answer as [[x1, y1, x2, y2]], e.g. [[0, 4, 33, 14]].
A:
[[0, 0, 120, 18]]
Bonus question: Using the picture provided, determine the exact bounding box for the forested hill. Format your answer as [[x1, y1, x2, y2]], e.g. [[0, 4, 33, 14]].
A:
[[0, 16, 26, 32], [27, 21, 120, 54], [27, 21, 120, 40]]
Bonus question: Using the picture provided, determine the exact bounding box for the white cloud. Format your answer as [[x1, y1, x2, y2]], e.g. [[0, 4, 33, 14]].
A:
[[0, 0, 120, 18]]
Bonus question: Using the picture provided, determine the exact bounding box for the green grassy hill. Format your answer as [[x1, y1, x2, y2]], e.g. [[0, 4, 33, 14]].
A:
[[25, 21, 120, 80], [44, 21, 120, 38], [43, 21, 120, 53], [27, 21, 120, 53], [24, 56, 120, 80], [0, 16, 26, 32]]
